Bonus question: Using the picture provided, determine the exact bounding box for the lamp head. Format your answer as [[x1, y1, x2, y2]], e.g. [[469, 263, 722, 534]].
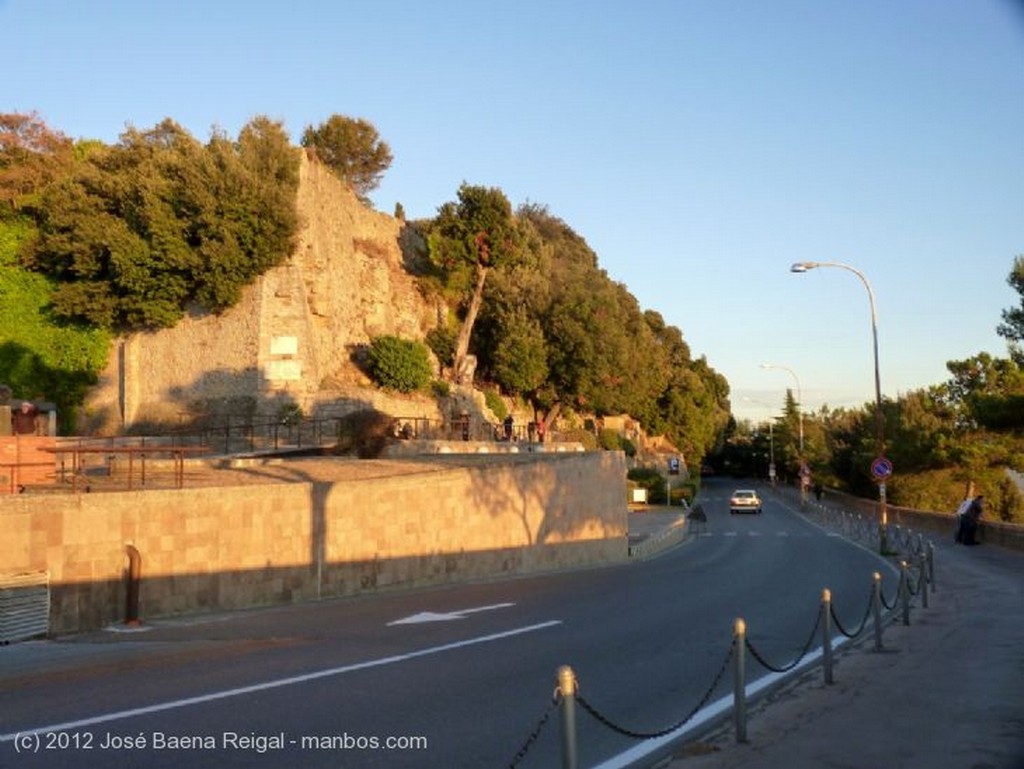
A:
[[790, 262, 814, 273]]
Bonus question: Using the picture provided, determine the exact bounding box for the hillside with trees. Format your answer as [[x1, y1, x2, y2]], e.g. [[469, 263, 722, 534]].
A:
[[5, 108, 1018, 512], [0, 111, 729, 468]]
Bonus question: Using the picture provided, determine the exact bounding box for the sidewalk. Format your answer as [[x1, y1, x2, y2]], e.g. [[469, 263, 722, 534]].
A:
[[665, 536, 1024, 769]]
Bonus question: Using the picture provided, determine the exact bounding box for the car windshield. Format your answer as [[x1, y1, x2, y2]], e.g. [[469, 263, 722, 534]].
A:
[[734, 491, 756, 498]]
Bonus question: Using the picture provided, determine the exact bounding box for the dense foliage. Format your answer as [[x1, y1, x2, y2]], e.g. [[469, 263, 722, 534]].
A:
[[366, 335, 433, 394], [22, 117, 300, 331], [300, 115, 392, 201], [420, 197, 731, 466], [0, 215, 109, 428]]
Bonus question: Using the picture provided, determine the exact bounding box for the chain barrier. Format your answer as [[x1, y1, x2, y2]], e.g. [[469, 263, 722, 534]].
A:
[[829, 583, 875, 639], [504, 488, 939, 766], [880, 567, 903, 610], [574, 639, 736, 740], [744, 608, 822, 674], [505, 701, 556, 768]]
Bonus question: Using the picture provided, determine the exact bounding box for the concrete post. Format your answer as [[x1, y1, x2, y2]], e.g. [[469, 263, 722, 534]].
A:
[[927, 542, 936, 592], [918, 552, 929, 609]]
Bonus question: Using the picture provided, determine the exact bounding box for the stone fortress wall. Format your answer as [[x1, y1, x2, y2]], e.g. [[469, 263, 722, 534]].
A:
[[84, 153, 444, 432]]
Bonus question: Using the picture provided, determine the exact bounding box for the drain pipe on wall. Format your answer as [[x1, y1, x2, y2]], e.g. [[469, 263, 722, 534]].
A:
[[124, 544, 142, 626]]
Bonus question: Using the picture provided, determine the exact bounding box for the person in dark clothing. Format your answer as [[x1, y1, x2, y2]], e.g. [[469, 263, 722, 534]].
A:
[[959, 495, 984, 545], [11, 401, 39, 435], [503, 414, 514, 441]]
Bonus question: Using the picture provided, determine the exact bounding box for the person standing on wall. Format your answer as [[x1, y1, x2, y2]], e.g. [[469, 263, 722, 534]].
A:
[[11, 401, 39, 435]]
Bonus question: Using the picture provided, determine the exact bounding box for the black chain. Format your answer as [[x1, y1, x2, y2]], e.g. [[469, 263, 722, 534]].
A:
[[505, 701, 555, 768], [574, 640, 736, 741], [829, 583, 874, 639], [745, 609, 822, 674], [880, 571, 901, 611]]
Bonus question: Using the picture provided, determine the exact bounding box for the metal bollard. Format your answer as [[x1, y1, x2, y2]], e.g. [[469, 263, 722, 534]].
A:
[[734, 618, 747, 743], [124, 544, 142, 626], [872, 572, 884, 651], [556, 665, 578, 769], [927, 542, 936, 592], [821, 589, 834, 684], [900, 561, 911, 626], [918, 552, 929, 609]]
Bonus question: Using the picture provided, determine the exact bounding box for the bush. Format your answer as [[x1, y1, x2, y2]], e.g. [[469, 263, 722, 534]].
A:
[[366, 335, 432, 393], [597, 428, 636, 457], [628, 466, 667, 503], [484, 389, 507, 420], [559, 427, 597, 450], [425, 324, 456, 369]]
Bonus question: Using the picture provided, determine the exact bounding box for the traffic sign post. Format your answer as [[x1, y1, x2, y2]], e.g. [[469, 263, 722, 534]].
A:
[[870, 456, 893, 481]]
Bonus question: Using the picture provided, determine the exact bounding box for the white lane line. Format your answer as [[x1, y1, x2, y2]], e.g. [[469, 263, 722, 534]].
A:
[[0, 620, 562, 743]]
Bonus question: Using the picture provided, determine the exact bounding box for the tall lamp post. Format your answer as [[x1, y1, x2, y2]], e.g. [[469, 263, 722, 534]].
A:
[[790, 260, 889, 549]]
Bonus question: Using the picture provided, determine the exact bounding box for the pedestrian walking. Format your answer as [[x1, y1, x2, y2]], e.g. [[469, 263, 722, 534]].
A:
[[961, 495, 984, 545], [953, 497, 973, 543]]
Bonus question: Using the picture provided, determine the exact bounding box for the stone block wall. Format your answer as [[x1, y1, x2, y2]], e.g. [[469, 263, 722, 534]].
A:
[[0, 436, 56, 493], [0, 452, 628, 635]]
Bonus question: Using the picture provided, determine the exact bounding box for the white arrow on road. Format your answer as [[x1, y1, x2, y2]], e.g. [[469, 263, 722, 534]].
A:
[[387, 602, 516, 626]]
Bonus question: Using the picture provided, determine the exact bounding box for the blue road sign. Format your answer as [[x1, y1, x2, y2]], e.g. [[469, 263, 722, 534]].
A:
[[871, 456, 893, 480]]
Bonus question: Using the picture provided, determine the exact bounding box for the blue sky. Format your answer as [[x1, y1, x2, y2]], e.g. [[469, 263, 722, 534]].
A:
[[3, 0, 1022, 422]]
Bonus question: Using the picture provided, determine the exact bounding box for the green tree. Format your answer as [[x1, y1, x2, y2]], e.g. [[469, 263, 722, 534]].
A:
[[997, 255, 1024, 348], [25, 117, 299, 331], [0, 215, 109, 428], [300, 115, 392, 200], [426, 184, 521, 384], [490, 306, 548, 395], [0, 112, 74, 211]]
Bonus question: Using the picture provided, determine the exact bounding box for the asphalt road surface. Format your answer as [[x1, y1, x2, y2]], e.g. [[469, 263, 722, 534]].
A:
[[1, 478, 900, 768]]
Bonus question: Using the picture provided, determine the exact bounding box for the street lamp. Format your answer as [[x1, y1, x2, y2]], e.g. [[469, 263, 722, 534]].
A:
[[759, 363, 804, 455], [790, 260, 889, 545]]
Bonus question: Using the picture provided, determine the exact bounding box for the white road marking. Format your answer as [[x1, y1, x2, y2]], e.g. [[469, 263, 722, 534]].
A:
[[0, 620, 561, 743], [387, 601, 515, 625]]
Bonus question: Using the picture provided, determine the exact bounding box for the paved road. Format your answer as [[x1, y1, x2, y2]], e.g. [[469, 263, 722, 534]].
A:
[[1, 479, 902, 768], [666, 490, 1024, 769]]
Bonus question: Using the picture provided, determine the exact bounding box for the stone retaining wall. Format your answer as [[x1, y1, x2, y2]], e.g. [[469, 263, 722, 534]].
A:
[[1, 452, 628, 635]]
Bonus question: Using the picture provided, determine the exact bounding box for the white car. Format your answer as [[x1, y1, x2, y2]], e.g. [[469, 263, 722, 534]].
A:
[[729, 489, 762, 514]]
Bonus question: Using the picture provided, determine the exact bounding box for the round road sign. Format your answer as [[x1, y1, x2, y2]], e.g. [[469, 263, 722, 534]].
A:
[[870, 456, 893, 480]]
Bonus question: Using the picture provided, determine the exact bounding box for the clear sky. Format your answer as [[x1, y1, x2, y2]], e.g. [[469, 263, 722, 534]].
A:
[[4, 0, 1022, 422]]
